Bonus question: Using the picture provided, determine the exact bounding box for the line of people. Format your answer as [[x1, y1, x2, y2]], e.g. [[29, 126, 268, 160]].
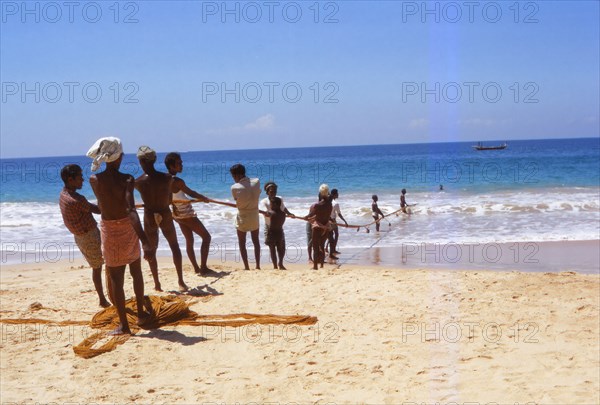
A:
[[59, 137, 408, 334]]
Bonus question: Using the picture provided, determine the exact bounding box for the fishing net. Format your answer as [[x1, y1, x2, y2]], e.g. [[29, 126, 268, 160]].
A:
[[0, 295, 318, 359]]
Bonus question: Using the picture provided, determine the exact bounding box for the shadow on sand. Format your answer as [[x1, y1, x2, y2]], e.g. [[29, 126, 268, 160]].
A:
[[139, 329, 207, 346]]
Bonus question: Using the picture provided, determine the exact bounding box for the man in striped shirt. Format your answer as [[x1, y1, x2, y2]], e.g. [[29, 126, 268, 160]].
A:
[[59, 164, 111, 308]]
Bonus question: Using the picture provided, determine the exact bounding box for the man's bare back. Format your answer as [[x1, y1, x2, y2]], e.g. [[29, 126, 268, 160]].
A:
[[135, 146, 187, 292], [86, 138, 152, 335], [309, 197, 333, 227], [91, 170, 136, 220], [135, 171, 173, 213]]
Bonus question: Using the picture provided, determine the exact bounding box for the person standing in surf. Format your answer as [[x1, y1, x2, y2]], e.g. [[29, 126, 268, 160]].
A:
[[400, 188, 409, 214], [371, 194, 386, 232]]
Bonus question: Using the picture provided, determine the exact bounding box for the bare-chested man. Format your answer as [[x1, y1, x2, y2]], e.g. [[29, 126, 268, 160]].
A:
[[164, 152, 217, 277], [400, 188, 408, 214], [306, 184, 333, 270], [135, 146, 187, 292], [87, 137, 153, 335]]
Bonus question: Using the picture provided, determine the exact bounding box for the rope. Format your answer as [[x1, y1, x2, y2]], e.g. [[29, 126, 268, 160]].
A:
[[176, 198, 411, 232], [135, 198, 268, 215], [135, 197, 416, 232]]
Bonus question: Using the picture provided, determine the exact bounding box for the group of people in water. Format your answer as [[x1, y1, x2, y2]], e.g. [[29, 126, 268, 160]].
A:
[[59, 137, 410, 335]]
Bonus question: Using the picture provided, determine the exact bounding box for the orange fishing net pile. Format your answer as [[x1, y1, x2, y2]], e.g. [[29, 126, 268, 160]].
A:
[[0, 295, 318, 359]]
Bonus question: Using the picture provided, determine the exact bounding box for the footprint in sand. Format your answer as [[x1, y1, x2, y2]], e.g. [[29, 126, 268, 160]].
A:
[[336, 367, 359, 377], [371, 365, 384, 375]]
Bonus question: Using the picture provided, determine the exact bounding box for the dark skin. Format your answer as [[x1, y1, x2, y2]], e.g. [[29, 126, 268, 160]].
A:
[[371, 195, 386, 232], [306, 222, 313, 263], [306, 195, 333, 270], [231, 172, 260, 270], [65, 171, 110, 308], [166, 157, 217, 277], [401, 190, 408, 214], [265, 200, 286, 270], [262, 185, 293, 268], [136, 158, 187, 292], [264, 185, 295, 218], [89, 154, 153, 335], [328, 190, 348, 257]]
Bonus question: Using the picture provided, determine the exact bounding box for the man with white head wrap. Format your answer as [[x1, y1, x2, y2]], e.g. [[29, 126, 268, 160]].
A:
[[88, 137, 153, 335], [86, 137, 123, 172], [136, 145, 156, 161], [135, 146, 188, 292]]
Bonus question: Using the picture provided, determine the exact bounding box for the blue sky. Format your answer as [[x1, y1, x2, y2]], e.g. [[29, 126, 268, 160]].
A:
[[1, 0, 598, 158]]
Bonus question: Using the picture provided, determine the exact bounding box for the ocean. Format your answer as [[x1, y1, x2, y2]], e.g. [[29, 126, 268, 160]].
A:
[[1, 138, 599, 266]]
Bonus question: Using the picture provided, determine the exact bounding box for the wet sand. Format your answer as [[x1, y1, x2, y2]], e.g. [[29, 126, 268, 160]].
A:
[[340, 240, 600, 274]]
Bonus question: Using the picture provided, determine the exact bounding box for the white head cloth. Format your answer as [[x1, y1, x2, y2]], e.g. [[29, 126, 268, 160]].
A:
[[87, 137, 123, 172], [319, 183, 330, 197]]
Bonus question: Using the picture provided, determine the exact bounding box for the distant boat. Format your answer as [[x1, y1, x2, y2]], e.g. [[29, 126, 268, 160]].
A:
[[472, 142, 507, 151]]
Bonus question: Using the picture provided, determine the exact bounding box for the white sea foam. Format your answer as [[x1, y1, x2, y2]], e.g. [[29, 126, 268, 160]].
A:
[[1, 188, 599, 264]]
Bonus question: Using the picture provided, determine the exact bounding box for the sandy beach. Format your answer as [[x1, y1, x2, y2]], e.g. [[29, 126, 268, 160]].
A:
[[1, 253, 598, 404]]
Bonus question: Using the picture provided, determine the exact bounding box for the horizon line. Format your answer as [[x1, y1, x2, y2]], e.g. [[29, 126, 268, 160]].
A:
[[1, 135, 598, 160]]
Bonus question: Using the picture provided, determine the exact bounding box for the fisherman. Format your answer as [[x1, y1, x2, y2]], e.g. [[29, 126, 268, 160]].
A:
[[59, 164, 111, 308], [87, 137, 153, 335], [328, 188, 348, 259], [371, 194, 386, 232], [306, 184, 333, 270], [230, 164, 261, 270], [164, 152, 217, 277], [400, 188, 409, 214], [135, 146, 188, 292]]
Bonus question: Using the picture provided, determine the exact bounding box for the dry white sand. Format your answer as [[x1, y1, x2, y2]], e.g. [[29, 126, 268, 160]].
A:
[[1, 256, 598, 404]]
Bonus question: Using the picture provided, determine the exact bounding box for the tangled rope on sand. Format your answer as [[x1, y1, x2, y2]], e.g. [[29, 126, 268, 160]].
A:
[[0, 295, 318, 359]]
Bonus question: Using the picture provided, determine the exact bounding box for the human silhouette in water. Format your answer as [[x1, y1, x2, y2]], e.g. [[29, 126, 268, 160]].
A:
[[371, 195, 386, 232]]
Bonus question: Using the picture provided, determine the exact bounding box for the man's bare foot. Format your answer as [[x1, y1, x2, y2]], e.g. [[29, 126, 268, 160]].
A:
[[255, 266, 261, 270], [178, 282, 189, 292], [108, 324, 132, 336], [154, 283, 163, 292], [198, 268, 220, 277], [279, 264, 287, 270], [273, 265, 278, 269], [99, 299, 111, 308], [137, 311, 152, 327]]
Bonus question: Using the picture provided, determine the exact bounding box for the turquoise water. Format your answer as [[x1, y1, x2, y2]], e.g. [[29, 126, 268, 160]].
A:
[[1, 138, 599, 202], [1, 137, 599, 264]]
